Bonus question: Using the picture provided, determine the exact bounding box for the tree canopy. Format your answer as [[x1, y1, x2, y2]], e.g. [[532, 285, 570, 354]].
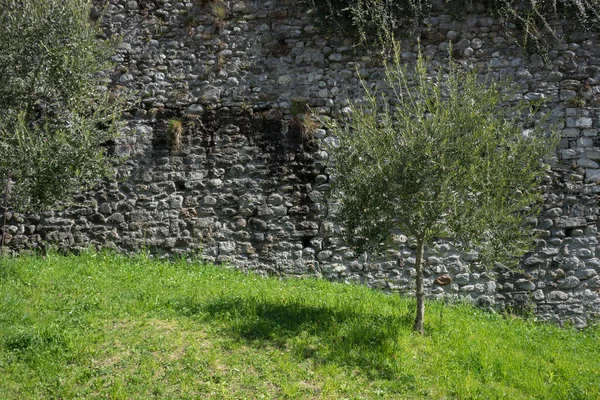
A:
[[0, 0, 125, 211], [324, 45, 558, 333]]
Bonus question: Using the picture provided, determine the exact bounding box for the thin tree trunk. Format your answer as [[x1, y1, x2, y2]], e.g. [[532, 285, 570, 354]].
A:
[[1, 171, 10, 252], [413, 236, 425, 334]]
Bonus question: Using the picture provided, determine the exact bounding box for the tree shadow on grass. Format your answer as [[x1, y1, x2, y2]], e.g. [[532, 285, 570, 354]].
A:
[[173, 295, 417, 380]]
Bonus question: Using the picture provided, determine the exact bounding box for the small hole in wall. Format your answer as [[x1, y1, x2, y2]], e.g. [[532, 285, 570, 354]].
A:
[[302, 237, 312, 248], [565, 228, 574, 237], [175, 181, 186, 191]]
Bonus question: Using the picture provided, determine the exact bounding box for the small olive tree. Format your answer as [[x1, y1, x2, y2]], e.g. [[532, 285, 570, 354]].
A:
[[324, 47, 558, 334], [0, 0, 124, 212]]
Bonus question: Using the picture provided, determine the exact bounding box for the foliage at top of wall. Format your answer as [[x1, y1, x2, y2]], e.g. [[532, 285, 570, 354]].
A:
[[304, 0, 600, 50], [304, 0, 429, 46]]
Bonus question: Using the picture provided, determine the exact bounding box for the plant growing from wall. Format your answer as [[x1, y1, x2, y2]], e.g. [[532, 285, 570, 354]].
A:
[[0, 0, 125, 213], [217, 54, 228, 71], [289, 111, 320, 146], [168, 119, 183, 152], [193, 0, 228, 32], [567, 95, 587, 108], [323, 43, 558, 334]]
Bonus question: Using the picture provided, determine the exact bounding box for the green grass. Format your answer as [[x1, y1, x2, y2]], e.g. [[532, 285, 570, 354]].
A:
[[0, 252, 599, 399]]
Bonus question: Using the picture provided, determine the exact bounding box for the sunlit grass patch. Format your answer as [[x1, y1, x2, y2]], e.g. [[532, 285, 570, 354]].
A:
[[0, 251, 598, 399]]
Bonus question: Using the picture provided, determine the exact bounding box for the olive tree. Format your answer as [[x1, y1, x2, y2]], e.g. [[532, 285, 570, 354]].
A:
[[0, 0, 125, 212], [324, 47, 558, 334]]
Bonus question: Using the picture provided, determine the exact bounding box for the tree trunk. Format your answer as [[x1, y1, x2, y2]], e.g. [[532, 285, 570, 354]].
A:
[[1, 171, 10, 251], [413, 236, 425, 334]]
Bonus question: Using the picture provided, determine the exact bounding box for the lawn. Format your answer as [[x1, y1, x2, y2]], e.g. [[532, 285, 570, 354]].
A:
[[0, 252, 598, 399]]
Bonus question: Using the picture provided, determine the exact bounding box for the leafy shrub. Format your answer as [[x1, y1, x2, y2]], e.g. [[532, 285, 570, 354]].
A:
[[0, 0, 126, 210]]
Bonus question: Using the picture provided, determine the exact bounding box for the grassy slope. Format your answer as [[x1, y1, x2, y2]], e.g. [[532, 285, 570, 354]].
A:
[[0, 252, 598, 399]]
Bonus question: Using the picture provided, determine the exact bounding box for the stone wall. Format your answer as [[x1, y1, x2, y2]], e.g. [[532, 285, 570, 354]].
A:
[[3, 0, 600, 326]]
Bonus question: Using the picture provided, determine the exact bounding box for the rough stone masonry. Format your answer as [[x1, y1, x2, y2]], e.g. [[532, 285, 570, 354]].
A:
[[2, 0, 600, 327]]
